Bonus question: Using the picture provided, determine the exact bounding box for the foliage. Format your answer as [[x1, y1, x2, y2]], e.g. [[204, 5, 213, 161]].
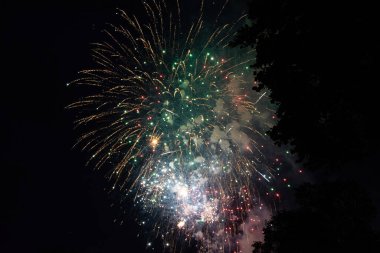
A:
[[252, 182, 378, 253], [232, 0, 378, 169]]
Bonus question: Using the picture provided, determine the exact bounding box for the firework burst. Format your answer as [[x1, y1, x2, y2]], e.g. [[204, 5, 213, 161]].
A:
[[68, 0, 292, 252]]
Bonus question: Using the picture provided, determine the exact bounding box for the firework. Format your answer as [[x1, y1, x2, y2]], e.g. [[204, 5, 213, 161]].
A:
[[68, 0, 292, 252]]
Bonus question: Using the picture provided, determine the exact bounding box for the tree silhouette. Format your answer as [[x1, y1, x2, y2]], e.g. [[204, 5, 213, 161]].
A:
[[231, 0, 378, 169], [252, 182, 378, 253]]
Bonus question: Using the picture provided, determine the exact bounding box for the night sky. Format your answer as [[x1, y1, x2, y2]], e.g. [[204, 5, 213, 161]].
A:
[[1, 1, 379, 253], [1, 1, 154, 252]]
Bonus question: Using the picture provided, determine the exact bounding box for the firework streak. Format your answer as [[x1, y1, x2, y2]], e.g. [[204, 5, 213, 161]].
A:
[[68, 0, 293, 252]]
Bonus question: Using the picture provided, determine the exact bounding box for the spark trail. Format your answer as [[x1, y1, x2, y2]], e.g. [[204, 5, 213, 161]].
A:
[[68, 1, 295, 252]]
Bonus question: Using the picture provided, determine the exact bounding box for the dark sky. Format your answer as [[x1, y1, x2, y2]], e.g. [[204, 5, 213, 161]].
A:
[[1, 1, 158, 252], [1, 1, 379, 252], [0, 1, 250, 252], [1, 1, 249, 252]]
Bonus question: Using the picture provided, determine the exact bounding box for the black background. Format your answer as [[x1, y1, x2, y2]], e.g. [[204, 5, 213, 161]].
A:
[[1, 1, 379, 252], [1, 1, 152, 252]]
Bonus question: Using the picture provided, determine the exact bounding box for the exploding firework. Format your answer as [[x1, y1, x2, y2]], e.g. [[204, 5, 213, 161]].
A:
[[68, 0, 294, 252]]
